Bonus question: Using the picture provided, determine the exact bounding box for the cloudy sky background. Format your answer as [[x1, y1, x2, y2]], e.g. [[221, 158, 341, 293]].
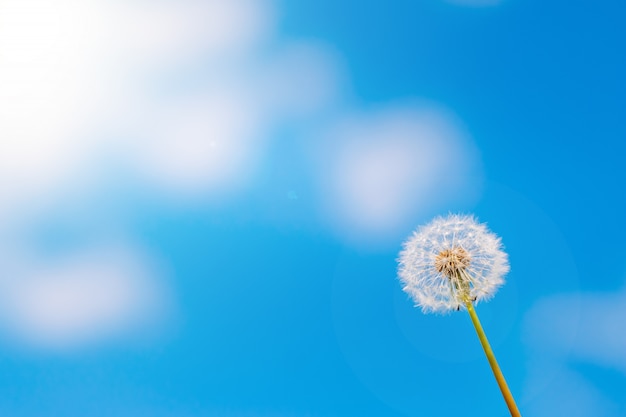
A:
[[0, 0, 624, 416]]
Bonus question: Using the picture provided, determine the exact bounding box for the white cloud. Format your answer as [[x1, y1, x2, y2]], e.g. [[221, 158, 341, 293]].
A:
[[0, 0, 111, 210], [523, 363, 620, 417], [524, 288, 626, 373], [114, 42, 342, 199], [0, 0, 339, 209], [313, 104, 481, 247], [0, 243, 171, 351], [121, 88, 265, 197], [110, 0, 274, 68], [522, 288, 626, 416]]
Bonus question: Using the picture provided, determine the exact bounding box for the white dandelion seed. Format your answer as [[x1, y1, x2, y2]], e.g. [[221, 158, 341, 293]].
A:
[[398, 214, 509, 313]]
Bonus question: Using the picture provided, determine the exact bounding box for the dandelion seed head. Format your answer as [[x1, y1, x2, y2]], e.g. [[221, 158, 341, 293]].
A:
[[434, 246, 471, 277], [398, 214, 509, 313]]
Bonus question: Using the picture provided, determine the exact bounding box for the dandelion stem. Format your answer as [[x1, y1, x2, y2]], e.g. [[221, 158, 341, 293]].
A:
[[465, 301, 522, 417]]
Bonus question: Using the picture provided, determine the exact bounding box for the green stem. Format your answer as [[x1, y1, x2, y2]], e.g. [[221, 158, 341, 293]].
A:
[[465, 301, 522, 417]]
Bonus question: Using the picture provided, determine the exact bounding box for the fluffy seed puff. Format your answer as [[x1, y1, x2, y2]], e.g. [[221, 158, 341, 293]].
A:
[[398, 214, 509, 313]]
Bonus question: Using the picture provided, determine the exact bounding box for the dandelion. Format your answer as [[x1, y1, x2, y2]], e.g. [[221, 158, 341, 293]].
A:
[[398, 214, 509, 313], [398, 214, 522, 417]]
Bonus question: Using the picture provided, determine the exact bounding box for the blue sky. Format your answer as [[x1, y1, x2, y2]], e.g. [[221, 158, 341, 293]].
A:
[[0, 0, 625, 416]]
